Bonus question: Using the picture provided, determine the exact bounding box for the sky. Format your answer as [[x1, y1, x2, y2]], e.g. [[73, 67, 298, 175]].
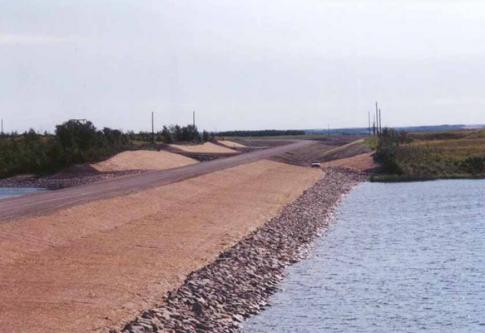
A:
[[1, 0, 485, 132]]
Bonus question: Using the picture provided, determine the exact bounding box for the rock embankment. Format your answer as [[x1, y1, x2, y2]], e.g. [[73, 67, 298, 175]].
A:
[[113, 168, 364, 333]]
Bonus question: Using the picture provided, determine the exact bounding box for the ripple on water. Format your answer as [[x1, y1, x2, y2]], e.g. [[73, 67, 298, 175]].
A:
[[244, 179, 485, 333]]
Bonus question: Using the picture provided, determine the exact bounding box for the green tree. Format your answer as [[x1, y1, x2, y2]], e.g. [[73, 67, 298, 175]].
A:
[[161, 126, 173, 143]]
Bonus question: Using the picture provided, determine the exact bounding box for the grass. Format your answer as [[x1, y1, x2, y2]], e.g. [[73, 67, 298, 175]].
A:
[[373, 129, 485, 181]]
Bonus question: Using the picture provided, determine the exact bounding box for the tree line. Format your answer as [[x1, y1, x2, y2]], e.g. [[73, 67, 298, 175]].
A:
[[0, 120, 213, 179], [130, 125, 212, 144]]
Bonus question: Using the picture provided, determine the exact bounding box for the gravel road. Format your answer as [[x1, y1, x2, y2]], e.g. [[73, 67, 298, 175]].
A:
[[0, 140, 314, 221]]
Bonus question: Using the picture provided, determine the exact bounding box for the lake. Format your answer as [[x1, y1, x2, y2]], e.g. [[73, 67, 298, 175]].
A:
[[0, 187, 45, 200], [244, 180, 485, 332]]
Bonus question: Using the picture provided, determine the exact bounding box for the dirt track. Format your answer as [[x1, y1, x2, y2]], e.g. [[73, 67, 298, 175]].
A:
[[0, 140, 313, 221]]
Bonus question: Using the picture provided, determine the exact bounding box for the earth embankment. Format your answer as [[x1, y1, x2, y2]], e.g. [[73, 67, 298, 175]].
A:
[[0, 160, 320, 333], [116, 168, 364, 333], [170, 142, 238, 154]]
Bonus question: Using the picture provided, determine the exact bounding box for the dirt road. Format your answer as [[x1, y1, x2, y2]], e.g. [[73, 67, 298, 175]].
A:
[[0, 140, 313, 221]]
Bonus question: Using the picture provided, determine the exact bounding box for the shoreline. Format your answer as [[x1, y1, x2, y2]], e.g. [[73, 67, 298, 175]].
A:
[[0, 169, 144, 190], [370, 173, 485, 183], [112, 168, 365, 333]]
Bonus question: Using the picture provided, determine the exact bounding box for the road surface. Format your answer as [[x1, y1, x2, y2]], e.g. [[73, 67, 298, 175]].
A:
[[0, 140, 314, 221]]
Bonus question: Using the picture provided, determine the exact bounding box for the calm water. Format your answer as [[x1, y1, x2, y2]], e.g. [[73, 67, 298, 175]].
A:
[[0, 187, 44, 200], [244, 180, 485, 333]]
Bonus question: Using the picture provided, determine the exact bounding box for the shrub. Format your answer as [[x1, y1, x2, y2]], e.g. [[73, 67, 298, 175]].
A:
[[374, 128, 403, 174], [461, 156, 485, 174]]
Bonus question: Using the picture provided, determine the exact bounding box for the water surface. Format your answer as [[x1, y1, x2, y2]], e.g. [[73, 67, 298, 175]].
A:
[[244, 180, 485, 332], [0, 187, 45, 200]]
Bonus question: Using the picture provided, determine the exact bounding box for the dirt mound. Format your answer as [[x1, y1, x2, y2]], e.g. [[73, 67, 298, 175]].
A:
[[91, 150, 197, 172], [217, 140, 247, 149], [170, 142, 238, 154]]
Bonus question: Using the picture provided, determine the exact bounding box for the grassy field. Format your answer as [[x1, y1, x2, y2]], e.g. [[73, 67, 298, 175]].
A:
[[372, 129, 485, 181]]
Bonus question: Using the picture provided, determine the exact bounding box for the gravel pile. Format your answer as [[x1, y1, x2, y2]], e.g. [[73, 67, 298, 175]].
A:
[[113, 168, 364, 333]]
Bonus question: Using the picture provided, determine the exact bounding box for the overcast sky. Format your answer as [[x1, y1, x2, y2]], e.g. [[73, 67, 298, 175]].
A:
[[1, 0, 485, 132]]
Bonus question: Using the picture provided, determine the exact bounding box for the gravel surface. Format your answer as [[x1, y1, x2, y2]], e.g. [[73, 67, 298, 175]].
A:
[[0, 160, 320, 333], [114, 168, 365, 333], [170, 142, 238, 154], [0, 170, 144, 190]]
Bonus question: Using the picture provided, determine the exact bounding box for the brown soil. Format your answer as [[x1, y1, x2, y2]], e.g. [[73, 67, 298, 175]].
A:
[[270, 142, 335, 166], [270, 139, 371, 167], [321, 152, 378, 172], [318, 139, 371, 162], [0, 140, 315, 221], [170, 142, 238, 154], [91, 150, 198, 172], [217, 140, 247, 149], [308, 135, 364, 146], [237, 139, 294, 148], [116, 168, 364, 333], [0, 160, 321, 333]]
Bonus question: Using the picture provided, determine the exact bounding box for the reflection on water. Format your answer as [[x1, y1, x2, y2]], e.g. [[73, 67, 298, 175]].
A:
[[244, 180, 485, 332], [0, 187, 44, 200]]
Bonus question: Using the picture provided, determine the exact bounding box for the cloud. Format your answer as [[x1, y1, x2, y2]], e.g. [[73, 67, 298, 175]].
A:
[[0, 33, 71, 45]]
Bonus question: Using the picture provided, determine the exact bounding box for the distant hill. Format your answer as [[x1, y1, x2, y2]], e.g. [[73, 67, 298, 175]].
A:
[[306, 124, 485, 135]]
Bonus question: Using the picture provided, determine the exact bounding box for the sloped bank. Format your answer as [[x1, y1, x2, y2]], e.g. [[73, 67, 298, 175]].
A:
[[113, 168, 365, 333]]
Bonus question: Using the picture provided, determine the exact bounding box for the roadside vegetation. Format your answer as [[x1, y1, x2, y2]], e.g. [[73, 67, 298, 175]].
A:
[[0, 120, 214, 179], [371, 129, 485, 181], [131, 125, 212, 144]]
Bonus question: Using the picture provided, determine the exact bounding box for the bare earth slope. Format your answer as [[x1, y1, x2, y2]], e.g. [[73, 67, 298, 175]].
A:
[[0, 140, 313, 221], [91, 150, 198, 172], [217, 140, 247, 149], [321, 152, 378, 172], [0, 160, 321, 333], [170, 142, 238, 154]]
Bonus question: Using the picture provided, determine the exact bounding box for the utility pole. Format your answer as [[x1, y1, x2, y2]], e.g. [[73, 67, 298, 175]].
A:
[[1, 119, 3, 135], [193, 111, 196, 127], [372, 113, 376, 136], [368, 111, 371, 136], [372, 114, 377, 136], [375, 102, 379, 136], [379, 108, 382, 134], [151, 112, 155, 144]]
